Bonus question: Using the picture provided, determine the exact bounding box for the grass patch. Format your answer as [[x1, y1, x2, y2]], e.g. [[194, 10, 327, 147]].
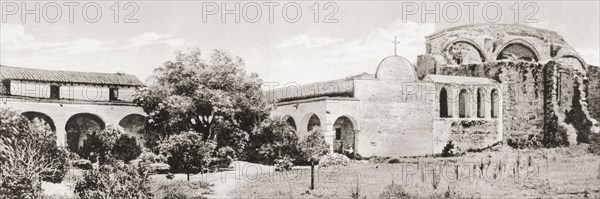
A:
[[232, 145, 600, 198]]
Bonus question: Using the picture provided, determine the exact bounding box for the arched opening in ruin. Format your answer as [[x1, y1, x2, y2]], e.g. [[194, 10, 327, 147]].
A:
[[447, 41, 486, 64], [491, 89, 499, 118], [282, 115, 297, 131], [440, 87, 450, 118], [65, 113, 105, 154], [22, 111, 56, 132], [307, 114, 321, 132], [477, 88, 485, 118], [459, 89, 470, 118], [333, 116, 356, 155], [119, 114, 146, 146], [496, 43, 539, 62]]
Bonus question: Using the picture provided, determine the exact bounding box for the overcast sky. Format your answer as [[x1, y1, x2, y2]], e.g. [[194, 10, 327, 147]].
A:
[[1, 1, 598, 86]]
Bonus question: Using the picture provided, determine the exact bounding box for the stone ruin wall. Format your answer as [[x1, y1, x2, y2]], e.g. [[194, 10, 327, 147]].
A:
[[437, 62, 546, 146], [434, 61, 598, 146], [588, 65, 600, 123]]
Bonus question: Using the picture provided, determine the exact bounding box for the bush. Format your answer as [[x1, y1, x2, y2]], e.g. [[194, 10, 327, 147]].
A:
[[74, 163, 151, 198], [0, 109, 69, 198], [588, 133, 600, 155], [211, 146, 235, 169], [379, 183, 414, 199], [441, 141, 456, 157], [140, 149, 167, 163], [79, 131, 112, 164], [112, 134, 142, 163], [319, 153, 350, 167], [274, 157, 294, 171], [71, 159, 93, 170], [298, 129, 330, 165], [246, 118, 300, 164], [41, 146, 70, 183], [159, 131, 215, 181]]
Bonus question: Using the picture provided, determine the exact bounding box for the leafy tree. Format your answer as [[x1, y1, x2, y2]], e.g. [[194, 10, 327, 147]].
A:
[[159, 131, 215, 181], [112, 134, 142, 163], [297, 129, 330, 190], [246, 117, 300, 164], [298, 129, 330, 164], [79, 126, 123, 164], [79, 132, 111, 164], [134, 49, 270, 157], [0, 108, 68, 198]]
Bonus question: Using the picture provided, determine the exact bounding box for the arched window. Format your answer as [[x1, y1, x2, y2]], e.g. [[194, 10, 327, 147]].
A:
[[307, 114, 321, 132], [440, 88, 449, 118], [459, 89, 469, 118], [283, 115, 297, 131], [477, 88, 485, 118], [496, 43, 539, 62], [491, 89, 499, 118]]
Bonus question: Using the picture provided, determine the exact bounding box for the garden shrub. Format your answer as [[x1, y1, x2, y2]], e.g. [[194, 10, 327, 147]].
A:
[[140, 149, 167, 163], [297, 129, 330, 165], [74, 163, 151, 198], [379, 183, 415, 199], [0, 109, 69, 198], [159, 131, 215, 180], [71, 159, 93, 170], [319, 153, 350, 167], [274, 157, 294, 171], [112, 134, 142, 163], [588, 133, 600, 155], [79, 131, 112, 164], [441, 141, 456, 157], [246, 118, 300, 164], [211, 146, 236, 169]]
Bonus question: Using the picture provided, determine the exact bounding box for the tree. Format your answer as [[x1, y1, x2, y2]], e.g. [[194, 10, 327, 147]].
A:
[[158, 131, 215, 181], [297, 129, 330, 190], [79, 126, 123, 164], [134, 49, 270, 157], [246, 117, 300, 164], [112, 134, 142, 163], [0, 108, 68, 198]]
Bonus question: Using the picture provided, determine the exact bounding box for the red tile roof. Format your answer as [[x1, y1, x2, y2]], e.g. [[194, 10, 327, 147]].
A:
[[0, 65, 144, 86]]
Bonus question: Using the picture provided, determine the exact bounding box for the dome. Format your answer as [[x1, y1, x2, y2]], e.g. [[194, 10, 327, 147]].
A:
[[374, 56, 417, 82]]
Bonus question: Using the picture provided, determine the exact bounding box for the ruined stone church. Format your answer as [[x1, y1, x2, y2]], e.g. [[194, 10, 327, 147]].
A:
[[267, 24, 600, 157]]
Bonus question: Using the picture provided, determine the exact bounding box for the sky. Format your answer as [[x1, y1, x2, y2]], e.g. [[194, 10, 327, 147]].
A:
[[1, 1, 599, 86]]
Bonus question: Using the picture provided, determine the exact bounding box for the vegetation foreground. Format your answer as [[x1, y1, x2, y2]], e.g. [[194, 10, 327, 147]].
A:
[[232, 145, 600, 199]]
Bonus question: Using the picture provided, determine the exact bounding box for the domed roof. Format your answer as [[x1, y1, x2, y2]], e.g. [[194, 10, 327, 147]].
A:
[[374, 56, 417, 82]]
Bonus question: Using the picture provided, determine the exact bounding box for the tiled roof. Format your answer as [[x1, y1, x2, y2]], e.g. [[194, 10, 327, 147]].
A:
[[423, 74, 498, 84], [265, 73, 373, 102], [0, 65, 144, 86]]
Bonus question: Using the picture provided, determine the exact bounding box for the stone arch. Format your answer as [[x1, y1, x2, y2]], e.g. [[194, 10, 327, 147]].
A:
[[119, 114, 146, 146], [305, 113, 321, 132], [333, 116, 357, 154], [281, 115, 297, 131], [444, 39, 486, 64], [558, 55, 587, 71], [496, 39, 540, 62], [22, 111, 56, 132], [459, 89, 470, 118], [65, 113, 106, 153], [477, 88, 486, 118], [439, 87, 450, 118], [491, 88, 499, 118]]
